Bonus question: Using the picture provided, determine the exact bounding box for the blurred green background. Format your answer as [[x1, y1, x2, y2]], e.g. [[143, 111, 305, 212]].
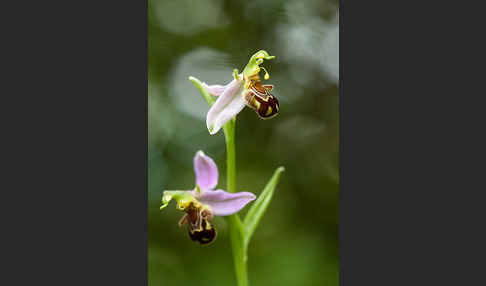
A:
[[148, 0, 338, 285]]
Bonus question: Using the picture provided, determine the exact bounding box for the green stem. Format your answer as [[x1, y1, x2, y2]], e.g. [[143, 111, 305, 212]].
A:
[[224, 120, 236, 193], [189, 76, 248, 285], [223, 119, 248, 286]]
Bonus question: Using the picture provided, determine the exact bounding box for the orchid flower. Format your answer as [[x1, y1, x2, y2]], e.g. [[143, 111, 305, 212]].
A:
[[201, 50, 280, 135], [160, 151, 256, 244]]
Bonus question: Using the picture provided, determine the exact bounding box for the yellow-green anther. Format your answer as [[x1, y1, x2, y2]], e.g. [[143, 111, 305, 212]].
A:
[[260, 66, 270, 80]]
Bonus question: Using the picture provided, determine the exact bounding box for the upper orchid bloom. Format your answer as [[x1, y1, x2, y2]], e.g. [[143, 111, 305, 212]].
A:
[[161, 151, 256, 244], [201, 50, 280, 135]]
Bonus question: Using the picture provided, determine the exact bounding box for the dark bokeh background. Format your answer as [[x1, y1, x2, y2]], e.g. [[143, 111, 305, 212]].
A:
[[149, 0, 338, 285]]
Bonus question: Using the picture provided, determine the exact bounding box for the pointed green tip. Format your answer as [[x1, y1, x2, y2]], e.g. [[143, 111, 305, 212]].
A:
[[252, 50, 274, 60], [233, 69, 240, 80], [188, 75, 215, 107], [276, 166, 285, 173]]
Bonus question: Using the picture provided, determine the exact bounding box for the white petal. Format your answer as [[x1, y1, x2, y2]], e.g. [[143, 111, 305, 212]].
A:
[[206, 78, 245, 135], [202, 82, 228, 96]]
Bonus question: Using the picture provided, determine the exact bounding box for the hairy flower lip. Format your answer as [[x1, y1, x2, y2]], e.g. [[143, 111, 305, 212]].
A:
[[244, 85, 280, 120]]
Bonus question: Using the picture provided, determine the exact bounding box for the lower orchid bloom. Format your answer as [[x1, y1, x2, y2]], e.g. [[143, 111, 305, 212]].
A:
[[160, 151, 256, 245], [201, 50, 280, 135]]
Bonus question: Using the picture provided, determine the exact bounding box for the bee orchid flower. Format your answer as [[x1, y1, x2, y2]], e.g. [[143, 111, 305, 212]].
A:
[[160, 151, 256, 244], [201, 50, 280, 135]]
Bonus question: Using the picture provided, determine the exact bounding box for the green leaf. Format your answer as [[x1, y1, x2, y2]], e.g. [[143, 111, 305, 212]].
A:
[[188, 76, 215, 106], [243, 166, 285, 248]]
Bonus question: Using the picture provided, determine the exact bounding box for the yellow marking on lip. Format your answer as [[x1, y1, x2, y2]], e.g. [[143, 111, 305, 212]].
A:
[[205, 220, 212, 230], [253, 99, 261, 109], [266, 106, 273, 116]]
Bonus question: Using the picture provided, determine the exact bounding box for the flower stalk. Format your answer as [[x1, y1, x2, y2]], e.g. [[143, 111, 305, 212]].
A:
[[223, 119, 236, 193], [223, 119, 248, 286]]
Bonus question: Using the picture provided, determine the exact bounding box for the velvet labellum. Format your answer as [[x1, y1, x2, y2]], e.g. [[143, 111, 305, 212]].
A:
[[179, 203, 216, 245], [245, 80, 279, 119]]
